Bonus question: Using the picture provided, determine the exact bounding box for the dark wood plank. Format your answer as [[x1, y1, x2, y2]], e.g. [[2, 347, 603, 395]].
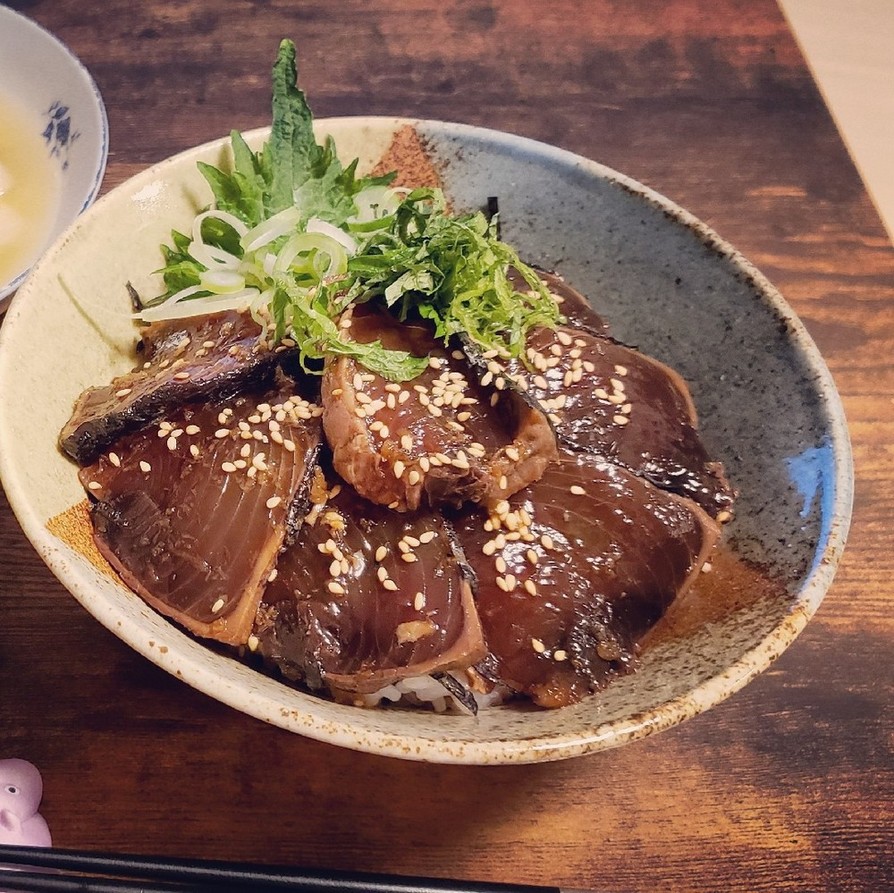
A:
[[1, 2, 892, 891]]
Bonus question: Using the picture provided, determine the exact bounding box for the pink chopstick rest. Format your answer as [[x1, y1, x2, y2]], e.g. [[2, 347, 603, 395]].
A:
[[0, 759, 51, 847]]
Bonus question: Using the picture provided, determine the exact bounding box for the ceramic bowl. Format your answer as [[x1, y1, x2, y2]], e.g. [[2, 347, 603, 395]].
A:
[[0, 7, 108, 309], [0, 119, 852, 763]]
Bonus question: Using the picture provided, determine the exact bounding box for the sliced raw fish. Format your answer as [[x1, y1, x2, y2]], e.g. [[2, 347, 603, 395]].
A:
[[322, 306, 556, 511], [80, 380, 321, 645], [61, 310, 295, 465], [474, 324, 734, 517], [254, 473, 486, 697], [453, 450, 719, 707]]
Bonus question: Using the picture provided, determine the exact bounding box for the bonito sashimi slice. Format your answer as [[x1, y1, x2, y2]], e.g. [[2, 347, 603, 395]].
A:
[[453, 450, 719, 708], [253, 471, 486, 698], [472, 324, 734, 518], [79, 380, 321, 645], [322, 306, 556, 512], [61, 310, 295, 465]]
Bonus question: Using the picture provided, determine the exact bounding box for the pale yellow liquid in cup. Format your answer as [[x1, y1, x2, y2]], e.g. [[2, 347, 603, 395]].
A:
[[0, 92, 61, 288]]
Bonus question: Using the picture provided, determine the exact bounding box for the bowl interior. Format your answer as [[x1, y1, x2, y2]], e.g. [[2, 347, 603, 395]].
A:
[[0, 7, 108, 303], [0, 118, 852, 763]]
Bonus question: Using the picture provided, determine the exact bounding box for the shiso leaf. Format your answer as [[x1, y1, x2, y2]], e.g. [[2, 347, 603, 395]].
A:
[[148, 39, 558, 380]]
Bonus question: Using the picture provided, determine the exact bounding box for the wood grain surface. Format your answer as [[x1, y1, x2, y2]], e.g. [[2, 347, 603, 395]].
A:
[[1, 1, 892, 890]]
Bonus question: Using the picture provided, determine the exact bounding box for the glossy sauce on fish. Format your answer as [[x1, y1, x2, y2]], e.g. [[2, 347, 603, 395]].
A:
[[255, 471, 485, 696], [81, 381, 321, 644], [323, 306, 556, 511], [453, 450, 719, 707]]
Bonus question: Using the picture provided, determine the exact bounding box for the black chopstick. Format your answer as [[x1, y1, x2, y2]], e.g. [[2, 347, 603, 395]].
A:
[[0, 845, 570, 893]]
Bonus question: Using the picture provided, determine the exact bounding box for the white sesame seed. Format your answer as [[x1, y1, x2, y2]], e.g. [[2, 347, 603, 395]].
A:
[[382, 579, 398, 591], [88, 481, 102, 491], [139, 461, 151, 473], [108, 452, 121, 468], [375, 546, 388, 562], [212, 598, 225, 613], [393, 460, 406, 479], [215, 428, 230, 439], [190, 444, 200, 458], [327, 581, 345, 595], [266, 496, 282, 509], [419, 531, 436, 544], [408, 470, 421, 486], [531, 637, 546, 653], [570, 485, 586, 496], [115, 388, 132, 398], [554, 649, 568, 662], [613, 414, 630, 426], [221, 462, 237, 473], [401, 552, 418, 563], [173, 371, 191, 381], [414, 591, 426, 610], [524, 579, 538, 596]]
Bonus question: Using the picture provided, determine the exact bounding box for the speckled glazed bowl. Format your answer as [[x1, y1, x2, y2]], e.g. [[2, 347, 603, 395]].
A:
[[0, 119, 852, 764], [0, 6, 108, 309]]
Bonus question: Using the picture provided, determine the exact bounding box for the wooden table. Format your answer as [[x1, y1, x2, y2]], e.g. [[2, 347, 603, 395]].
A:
[[2, 1, 892, 889]]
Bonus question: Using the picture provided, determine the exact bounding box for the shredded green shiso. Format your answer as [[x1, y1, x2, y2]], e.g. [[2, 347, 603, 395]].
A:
[[139, 39, 559, 381]]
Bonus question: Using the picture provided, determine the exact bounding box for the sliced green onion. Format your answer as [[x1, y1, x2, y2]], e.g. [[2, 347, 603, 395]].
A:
[[241, 206, 302, 253]]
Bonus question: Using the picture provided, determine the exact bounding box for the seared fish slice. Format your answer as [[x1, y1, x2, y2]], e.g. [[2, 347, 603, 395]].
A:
[[475, 324, 734, 517], [322, 306, 556, 511], [453, 450, 719, 708], [61, 310, 294, 465], [254, 473, 486, 697], [80, 381, 321, 645]]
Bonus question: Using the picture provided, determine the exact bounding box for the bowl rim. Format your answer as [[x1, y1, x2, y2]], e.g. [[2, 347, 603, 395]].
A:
[[0, 116, 854, 763], [0, 5, 109, 303]]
